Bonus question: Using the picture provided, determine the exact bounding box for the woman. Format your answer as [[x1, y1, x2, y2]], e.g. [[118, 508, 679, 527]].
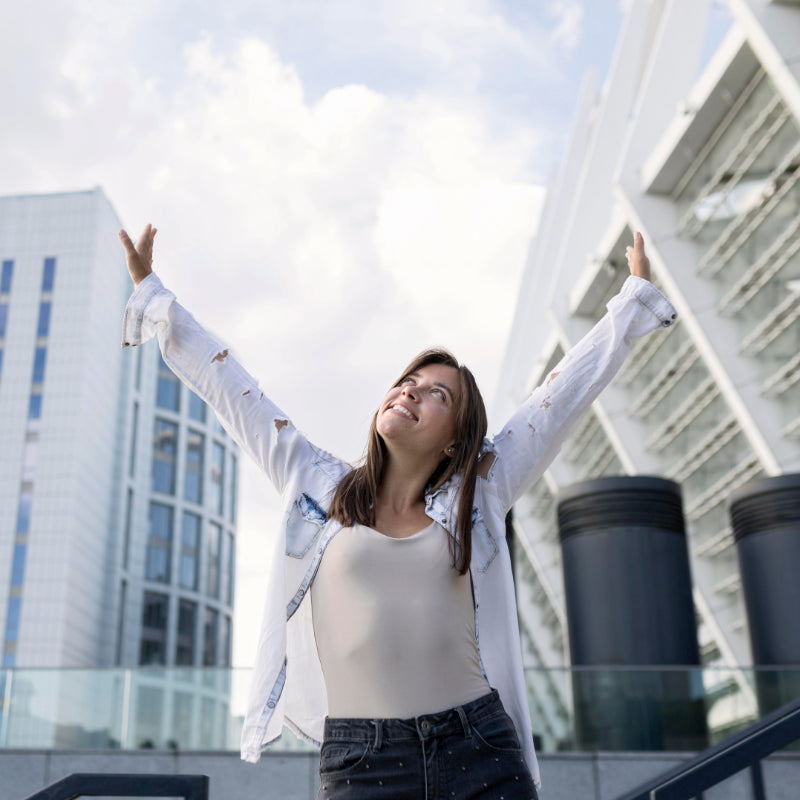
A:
[[119, 225, 676, 799]]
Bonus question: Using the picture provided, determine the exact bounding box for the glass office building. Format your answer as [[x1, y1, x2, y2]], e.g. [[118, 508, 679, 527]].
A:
[[0, 189, 239, 673]]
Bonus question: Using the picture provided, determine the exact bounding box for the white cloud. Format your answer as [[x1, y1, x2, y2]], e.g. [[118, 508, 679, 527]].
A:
[[1, 5, 547, 668], [549, 0, 585, 51]]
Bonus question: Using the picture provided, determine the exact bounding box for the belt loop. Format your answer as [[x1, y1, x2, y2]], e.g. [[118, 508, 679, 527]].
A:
[[372, 720, 383, 751], [456, 705, 471, 738]]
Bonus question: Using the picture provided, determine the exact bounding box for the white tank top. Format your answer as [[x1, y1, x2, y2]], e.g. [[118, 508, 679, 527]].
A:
[[310, 521, 489, 718]]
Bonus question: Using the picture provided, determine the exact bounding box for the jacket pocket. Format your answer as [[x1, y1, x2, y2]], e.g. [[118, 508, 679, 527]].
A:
[[285, 493, 327, 558], [471, 507, 498, 572]]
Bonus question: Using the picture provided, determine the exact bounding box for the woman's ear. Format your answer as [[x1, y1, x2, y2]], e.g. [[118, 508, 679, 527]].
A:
[[445, 444, 456, 458]]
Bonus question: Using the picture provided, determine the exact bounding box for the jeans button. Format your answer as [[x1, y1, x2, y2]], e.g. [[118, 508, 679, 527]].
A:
[[421, 720, 431, 733]]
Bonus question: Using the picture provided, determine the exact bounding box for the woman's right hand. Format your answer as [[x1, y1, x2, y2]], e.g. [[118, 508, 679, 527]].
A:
[[119, 224, 157, 286]]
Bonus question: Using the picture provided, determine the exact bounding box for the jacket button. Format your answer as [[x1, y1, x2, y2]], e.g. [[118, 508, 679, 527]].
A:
[[267, 700, 275, 709]]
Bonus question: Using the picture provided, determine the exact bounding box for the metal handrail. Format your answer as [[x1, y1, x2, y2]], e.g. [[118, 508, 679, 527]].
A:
[[616, 696, 800, 800], [21, 773, 208, 800]]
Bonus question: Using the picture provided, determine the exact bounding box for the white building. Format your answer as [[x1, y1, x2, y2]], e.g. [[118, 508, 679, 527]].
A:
[[0, 189, 239, 673], [496, 0, 800, 748]]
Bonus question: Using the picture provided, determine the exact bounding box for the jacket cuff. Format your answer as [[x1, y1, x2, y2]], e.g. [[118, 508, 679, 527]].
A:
[[619, 275, 678, 328], [121, 272, 174, 347]]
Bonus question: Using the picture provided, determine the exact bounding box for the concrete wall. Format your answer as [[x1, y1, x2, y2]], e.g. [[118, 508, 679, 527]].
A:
[[3, 749, 800, 800]]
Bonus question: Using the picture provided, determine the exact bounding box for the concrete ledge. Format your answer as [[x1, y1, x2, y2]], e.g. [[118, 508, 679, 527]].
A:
[[1, 748, 798, 800]]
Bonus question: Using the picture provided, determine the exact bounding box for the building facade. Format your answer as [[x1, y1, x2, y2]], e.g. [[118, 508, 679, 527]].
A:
[[0, 189, 239, 673], [496, 0, 800, 750]]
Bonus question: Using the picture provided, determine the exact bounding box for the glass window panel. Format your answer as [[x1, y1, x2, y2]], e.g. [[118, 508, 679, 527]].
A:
[[207, 523, 221, 598], [213, 415, 226, 436], [11, 544, 26, 586], [172, 691, 194, 749], [0, 304, 8, 338], [129, 401, 138, 478], [210, 443, 224, 515], [145, 502, 173, 582], [176, 600, 197, 666], [203, 607, 218, 666], [188, 391, 206, 423], [116, 580, 127, 665], [229, 455, 237, 524], [156, 351, 180, 411], [133, 685, 164, 748], [0, 260, 12, 293], [36, 302, 51, 337], [4, 598, 21, 642], [180, 512, 200, 590], [226, 533, 235, 607], [123, 488, 133, 570], [15, 488, 32, 534], [222, 616, 232, 668], [184, 429, 204, 504], [139, 592, 168, 666], [32, 347, 46, 383], [41, 258, 56, 292], [28, 393, 42, 420], [151, 418, 178, 495]]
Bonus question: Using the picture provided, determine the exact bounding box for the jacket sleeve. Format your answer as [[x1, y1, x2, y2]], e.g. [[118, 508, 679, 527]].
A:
[[122, 272, 315, 496], [487, 275, 677, 511]]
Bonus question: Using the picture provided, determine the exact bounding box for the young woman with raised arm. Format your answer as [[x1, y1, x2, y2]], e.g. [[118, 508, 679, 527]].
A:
[[118, 225, 676, 800]]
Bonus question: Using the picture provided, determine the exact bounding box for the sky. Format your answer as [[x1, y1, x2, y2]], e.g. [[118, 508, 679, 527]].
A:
[[0, 0, 629, 667]]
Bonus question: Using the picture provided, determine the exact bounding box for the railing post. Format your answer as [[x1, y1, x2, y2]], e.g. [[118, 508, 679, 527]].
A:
[[750, 759, 766, 800]]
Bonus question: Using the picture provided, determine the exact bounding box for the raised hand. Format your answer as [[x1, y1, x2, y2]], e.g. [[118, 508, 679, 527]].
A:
[[119, 224, 157, 287], [625, 231, 651, 282]]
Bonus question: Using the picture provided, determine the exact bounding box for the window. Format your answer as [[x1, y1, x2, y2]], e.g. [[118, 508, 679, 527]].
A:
[[203, 607, 218, 666], [32, 347, 46, 383], [145, 502, 173, 583], [226, 533, 235, 607], [116, 580, 127, 665], [152, 418, 178, 495], [129, 402, 139, 477], [188, 391, 206, 423], [210, 443, 224, 515], [156, 351, 180, 411], [222, 616, 232, 668], [15, 487, 32, 534], [139, 591, 169, 665], [41, 258, 56, 292], [10, 544, 26, 586], [0, 304, 8, 338], [28, 393, 42, 420], [207, 522, 221, 598], [36, 302, 51, 337], [229, 455, 238, 524], [123, 489, 133, 570], [176, 600, 197, 666], [4, 598, 21, 642], [180, 512, 200, 590], [184, 429, 204, 504], [0, 260, 12, 293]]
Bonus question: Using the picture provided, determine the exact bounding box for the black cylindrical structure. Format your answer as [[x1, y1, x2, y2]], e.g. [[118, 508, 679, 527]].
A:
[[557, 476, 707, 751], [730, 473, 800, 715]]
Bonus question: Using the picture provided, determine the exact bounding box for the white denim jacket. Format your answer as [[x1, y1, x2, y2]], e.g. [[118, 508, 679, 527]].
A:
[[122, 272, 677, 790]]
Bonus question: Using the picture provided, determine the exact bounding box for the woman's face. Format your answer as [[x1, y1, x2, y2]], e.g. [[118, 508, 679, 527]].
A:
[[376, 363, 461, 458]]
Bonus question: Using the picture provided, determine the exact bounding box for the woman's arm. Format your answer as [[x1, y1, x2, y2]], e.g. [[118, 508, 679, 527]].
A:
[[119, 225, 317, 495], [483, 233, 676, 510]]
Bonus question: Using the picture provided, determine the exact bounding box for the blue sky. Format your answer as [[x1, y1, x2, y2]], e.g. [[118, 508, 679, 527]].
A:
[[1, 0, 631, 666]]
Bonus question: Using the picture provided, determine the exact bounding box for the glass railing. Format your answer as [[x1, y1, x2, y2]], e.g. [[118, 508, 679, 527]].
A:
[[0, 667, 797, 753]]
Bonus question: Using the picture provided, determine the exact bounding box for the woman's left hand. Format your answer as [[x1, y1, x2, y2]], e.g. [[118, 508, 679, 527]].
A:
[[626, 232, 651, 282]]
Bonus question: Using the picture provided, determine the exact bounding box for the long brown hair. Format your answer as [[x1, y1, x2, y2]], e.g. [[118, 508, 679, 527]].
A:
[[329, 348, 487, 574]]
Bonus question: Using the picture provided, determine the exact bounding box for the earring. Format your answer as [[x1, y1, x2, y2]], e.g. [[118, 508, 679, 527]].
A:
[[446, 447, 455, 456]]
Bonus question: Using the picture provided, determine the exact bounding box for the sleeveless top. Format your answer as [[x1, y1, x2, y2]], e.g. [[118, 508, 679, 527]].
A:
[[310, 521, 489, 718]]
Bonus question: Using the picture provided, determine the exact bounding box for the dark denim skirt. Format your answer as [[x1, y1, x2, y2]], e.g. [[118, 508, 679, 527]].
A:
[[317, 689, 538, 800]]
